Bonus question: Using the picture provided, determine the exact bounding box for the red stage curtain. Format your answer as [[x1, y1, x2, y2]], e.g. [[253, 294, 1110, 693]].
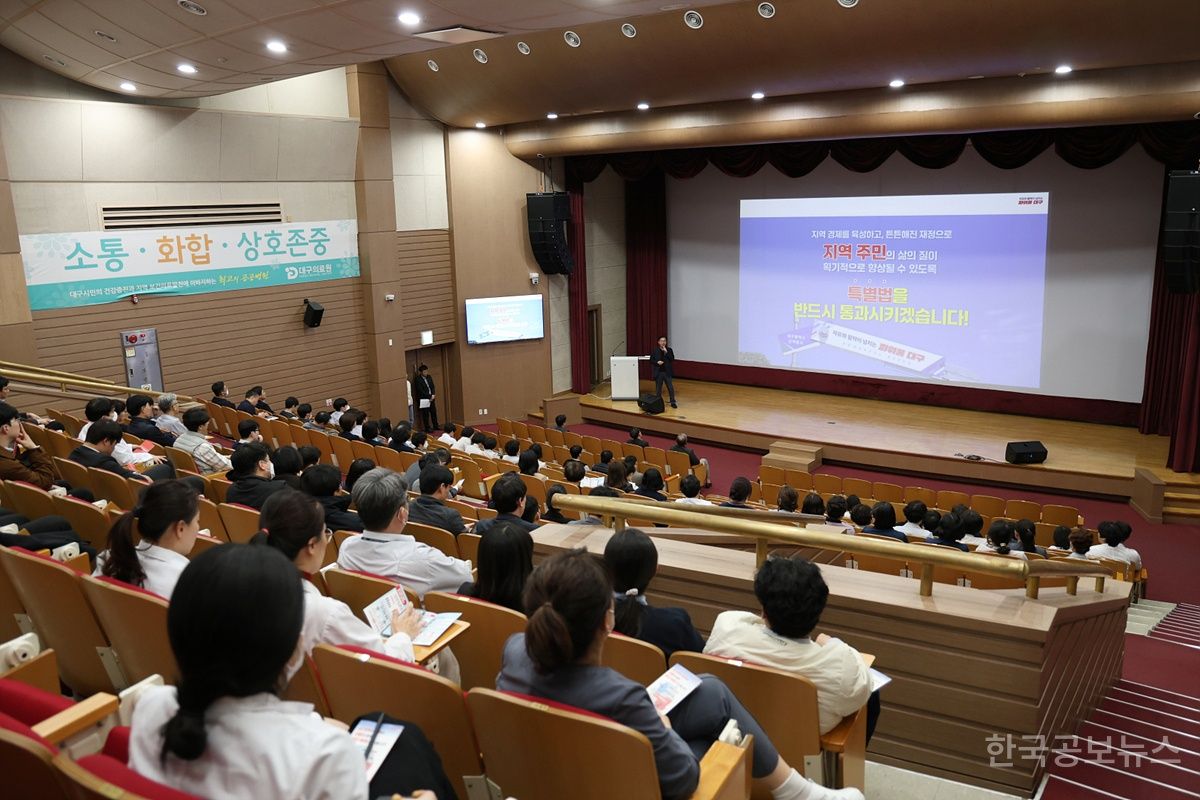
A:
[[567, 179, 590, 395], [625, 171, 668, 369]]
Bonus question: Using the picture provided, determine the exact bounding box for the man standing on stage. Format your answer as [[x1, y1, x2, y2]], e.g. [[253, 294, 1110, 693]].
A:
[[652, 335, 677, 409]]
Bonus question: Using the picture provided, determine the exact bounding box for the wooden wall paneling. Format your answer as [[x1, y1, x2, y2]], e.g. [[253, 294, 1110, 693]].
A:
[[396, 229, 456, 348]]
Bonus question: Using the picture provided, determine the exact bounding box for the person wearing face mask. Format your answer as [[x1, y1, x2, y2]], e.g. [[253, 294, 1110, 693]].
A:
[[225, 442, 288, 509], [79, 397, 166, 471]]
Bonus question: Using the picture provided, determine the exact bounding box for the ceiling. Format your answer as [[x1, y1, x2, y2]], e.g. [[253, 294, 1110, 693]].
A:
[[0, 0, 734, 97]]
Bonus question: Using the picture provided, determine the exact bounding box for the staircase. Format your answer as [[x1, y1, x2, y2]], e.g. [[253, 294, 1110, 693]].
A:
[[1161, 476, 1200, 525], [1147, 604, 1200, 650], [1127, 599, 1177, 636]]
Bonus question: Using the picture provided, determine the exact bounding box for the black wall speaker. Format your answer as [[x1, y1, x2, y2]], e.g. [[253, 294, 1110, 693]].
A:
[[638, 393, 665, 415], [1005, 440, 1048, 464], [1163, 171, 1200, 293], [303, 299, 324, 328], [526, 192, 574, 275]]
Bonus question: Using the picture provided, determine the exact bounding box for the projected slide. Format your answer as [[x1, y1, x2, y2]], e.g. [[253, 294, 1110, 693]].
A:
[[738, 193, 1050, 389], [465, 294, 545, 344]]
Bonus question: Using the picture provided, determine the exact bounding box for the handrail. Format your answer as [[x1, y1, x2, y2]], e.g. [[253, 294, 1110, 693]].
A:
[[0, 365, 194, 403], [550, 494, 1112, 599]]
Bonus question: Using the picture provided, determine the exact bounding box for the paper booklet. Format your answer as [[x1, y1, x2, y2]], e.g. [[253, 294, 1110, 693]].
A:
[[646, 663, 703, 715], [362, 587, 461, 646], [349, 717, 404, 781]]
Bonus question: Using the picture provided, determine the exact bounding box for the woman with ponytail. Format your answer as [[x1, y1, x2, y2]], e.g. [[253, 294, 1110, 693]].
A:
[[252, 488, 421, 676], [977, 519, 1027, 560], [497, 549, 864, 800], [603, 528, 704, 658], [128, 544, 368, 799], [93, 479, 199, 598]]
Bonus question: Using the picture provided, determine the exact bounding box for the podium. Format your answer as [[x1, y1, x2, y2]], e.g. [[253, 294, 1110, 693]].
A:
[[610, 356, 646, 400]]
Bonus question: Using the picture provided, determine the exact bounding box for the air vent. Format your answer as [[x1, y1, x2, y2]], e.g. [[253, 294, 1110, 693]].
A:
[[101, 202, 283, 231], [412, 26, 502, 44]]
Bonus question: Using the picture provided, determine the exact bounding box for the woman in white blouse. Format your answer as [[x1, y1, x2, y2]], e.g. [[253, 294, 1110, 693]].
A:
[[252, 488, 421, 676], [974, 519, 1027, 560], [93, 479, 199, 598]]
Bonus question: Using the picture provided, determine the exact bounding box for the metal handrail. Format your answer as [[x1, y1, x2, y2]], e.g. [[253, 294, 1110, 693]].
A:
[[0, 365, 194, 403], [550, 494, 1113, 599]]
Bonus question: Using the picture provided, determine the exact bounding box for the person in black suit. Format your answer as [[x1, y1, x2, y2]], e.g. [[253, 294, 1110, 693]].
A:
[[626, 427, 650, 448], [210, 381, 236, 409], [70, 420, 174, 482], [224, 443, 288, 509], [412, 364, 438, 431], [605, 527, 705, 659], [126, 394, 176, 448], [651, 336, 677, 408]]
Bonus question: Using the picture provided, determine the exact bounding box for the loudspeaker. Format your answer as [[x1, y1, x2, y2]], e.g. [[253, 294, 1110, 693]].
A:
[[1005, 440, 1048, 464], [526, 192, 574, 275], [638, 393, 665, 415], [1163, 171, 1200, 292], [302, 299, 324, 328]]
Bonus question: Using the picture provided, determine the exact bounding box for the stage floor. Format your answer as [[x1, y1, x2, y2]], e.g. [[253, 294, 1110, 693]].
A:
[[578, 379, 1172, 498]]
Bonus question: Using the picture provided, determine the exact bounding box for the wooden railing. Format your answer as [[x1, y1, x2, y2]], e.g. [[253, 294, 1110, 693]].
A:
[[0, 361, 194, 403], [551, 494, 1113, 599]]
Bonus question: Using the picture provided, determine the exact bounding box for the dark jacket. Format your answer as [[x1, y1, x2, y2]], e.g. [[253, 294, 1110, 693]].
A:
[[127, 416, 175, 448], [407, 495, 467, 535], [651, 346, 674, 378], [635, 486, 667, 502], [314, 494, 364, 533], [69, 444, 140, 480], [670, 444, 700, 467], [636, 605, 706, 659], [927, 536, 969, 552], [627, 437, 650, 448], [212, 397, 236, 408], [862, 526, 909, 544], [225, 475, 288, 509], [338, 431, 362, 442], [236, 400, 258, 415], [474, 513, 538, 535], [256, 400, 274, 413], [413, 374, 435, 401]]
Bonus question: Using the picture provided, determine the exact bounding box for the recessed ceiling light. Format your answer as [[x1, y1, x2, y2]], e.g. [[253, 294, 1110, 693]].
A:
[[42, 54, 67, 67], [564, 30, 581, 47], [94, 30, 117, 43], [398, 11, 421, 26], [758, 2, 776, 17], [546, 112, 558, 119], [177, 63, 197, 74], [683, 10, 704, 28], [837, 0, 858, 7], [751, 91, 765, 100], [621, 23, 637, 38], [474, 122, 486, 129], [889, 78, 905, 88], [637, 101, 650, 111], [1055, 64, 1073, 75], [967, 74, 985, 80], [660, 3, 687, 9], [266, 40, 287, 53], [517, 41, 531, 55], [119, 81, 137, 92], [177, 0, 207, 16], [427, 59, 439, 72], [473, 48, 489, 63]]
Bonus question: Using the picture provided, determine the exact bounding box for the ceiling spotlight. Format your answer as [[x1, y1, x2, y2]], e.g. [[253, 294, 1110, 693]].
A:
[[837, 0, 858, 7], [637, 101, 650, 111], [177, 63, 197, 74], [517, 41, 531, 55], [683, 10, 704, 28], [889, 78, 905, 88], [474, 121, 486, 129], [266, 40, 287, 53], [564, 30, 581, 47], [621, 23, 637, 38], [1055, 64, 1073, 74], [398, 10, 421, 26], [427, 59, 439, 72], [546, 112, 558, 119], [177, 0, 207, 15], [758, 2, 776, 18], [473, 48, 488, 64], [751, 91, 765, 100], [119, 81, 137, 92], [94, 30, 118, 43]]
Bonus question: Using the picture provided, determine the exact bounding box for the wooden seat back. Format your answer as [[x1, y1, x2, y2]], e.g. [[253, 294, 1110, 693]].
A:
[[457, 458, 487, 500], [1004, 499, 1041, 521], [313, 644, 482, 799], [665, 449, 693, 479], [936, 490, 970, 510], [307, 430, 335, 465], [0, 724, 70, 800], [402, 521, 461, 559], [519, 474, 548, 505], [424, 591, 526, 690], [50, 496, 110, 546], [329, 435, 354, 470], [187, 533, 223, 560], [281, 655, 330, 717], [0, 548, 125, 695], [545, 428, 564, 447], [165, 447, 199, 474], [970, 494, 1007, 517], [870, 481, 903, 503], [80, 576, 175, 685], [350, 440, 376, 462], [216, 503, 259, 544], [373, 445, 403, 472], [812, 474, 843, 495], [42, 430, 77, 461], [52, 457, 91, 491], [267, 419, 294, 449], [323, 569, 417, 622], [4, 481, 57, 520], [904, 486, 938, 507], [600, 633, 667, 686], [456, 532, 481, 565], [0, 556, 29, 641], [496, 418, 514, 435], [87, 470, 139, 511], [1040, 504, 1080, 527]]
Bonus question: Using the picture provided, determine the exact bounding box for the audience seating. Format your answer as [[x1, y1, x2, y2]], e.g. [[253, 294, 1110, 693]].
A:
[[308, 432, 335, 466], [52, 458, 91, 491], [350, 440, 376, 462], [466, 687, 752, 800], [313, 644, 483, 800], [281, 656, 331, 718], [457, 532, 481, 564], [519, 474, 548, 506], [402, 521, 461, 560], [871, 482, 904, 503], [323, 569, 418, 620], [216, 503, 260, 545], [969, 495, 1006, 518], [79, 576, 175, 685], [372, 446, 403, 472], [329, 436, 354, 470], [1040, 504, 1081, 527], [87, 470, 138, 511], [599, 633, 667, 687], [164, 447, 199, 475], [54, 751, 201, 800], [49, 497, 109, 546], [423, 592, 526, 691], [903, 487, 937, 507], [186, 533, 223, 560], [840, 478, 872, 499], [1004, 499, 1041, 520], [812, 474, 843, 495], [4, 481, 57, 521], [0, 562, 30, 641]]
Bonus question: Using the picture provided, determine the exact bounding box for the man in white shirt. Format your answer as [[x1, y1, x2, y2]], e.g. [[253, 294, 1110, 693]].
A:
[[1089, 521, 1142, 570], [675, 474, 712, 506], [705, 556, 876, 739], [329, 397, 348, 426], [155, 394, 187, 438], [78, 397, 164, 470], [174, 407, 232, 475], [452, 426, 475, 452], [336, 467, 472, 598], [438, 422, 458, 447], [896, 500, 927, 538]]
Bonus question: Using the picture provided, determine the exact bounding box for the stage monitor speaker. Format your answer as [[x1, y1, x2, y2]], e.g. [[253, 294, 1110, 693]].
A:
[[1163, 170, 1200, 293], [638, 393, 665, 415], [303, 299, 324, 328], [526, 192, 574, 275], [1005, 440, 1047, 464]]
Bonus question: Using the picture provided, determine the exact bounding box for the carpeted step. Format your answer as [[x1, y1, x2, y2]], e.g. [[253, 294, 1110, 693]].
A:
[[1078, 721, 1200, 772], [1096, 698, 1200, 739], [1089, 708, 1200, 753], [1041, 774, 1137, 799], [1048, 738, 1200, 798]]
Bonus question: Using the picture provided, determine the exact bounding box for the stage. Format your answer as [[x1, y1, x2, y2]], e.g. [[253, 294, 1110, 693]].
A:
[[576, 379, 1173, 500]]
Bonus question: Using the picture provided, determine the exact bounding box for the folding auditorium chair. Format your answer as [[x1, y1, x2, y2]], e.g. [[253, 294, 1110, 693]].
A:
[[329, 435, 354, 470], [80, 576, 176, 685], [185, 533, 223, 560], [467, 687, 752, 800], [312, 644, 483, 799], [496, 417, 514, 435], [351, 440, 376, 462], [323, 569, 418, 622], [476, 506, 498, 521], [373, 445, 403, 472], [812, 474, 843, 495], [0, 547, 128, 695], [1004, 499, 1041, 521], [395, 450, 420, 471], [456, 459, 487, 501], [0, 637, 59, 694], [599, 632, 667, 686], [50, 496, 110, 546], [1040, 504, 1081, 527], [0, 557, 31, 642], [87, 469, 139, 511], [4, 480, 58, 520], [423, 591, 525, 690], [783, 470, 813, 491], [840, 478, 873, 500], [936, 490, 970, 510], [643, 446, 668, 471], [519, 474, 548, 506], [268, 418, 294, 449], [870, 482, 903, 503], [401, 521, 461, 559], [43, 429, 78, 460], [308, 430, 336, 466], [281, 656, 330, 718], [903, 486, 938, 507], [52, 457, 92, 492], [760, 483, 782, 507], [54, 751, 201, 800], [671, 651, 868, 792], [445, 498, 479, 521], [164, 446, 200, 475], [60, 415, 85, 439], [527, 424, 547, 443], [970, 495, 1006, 518], [217, 503, 260, 545], [195, 497, 228, 542], [546, 428, 565, 447]]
